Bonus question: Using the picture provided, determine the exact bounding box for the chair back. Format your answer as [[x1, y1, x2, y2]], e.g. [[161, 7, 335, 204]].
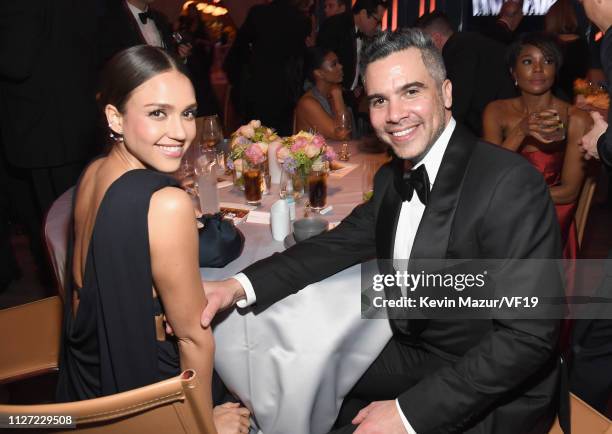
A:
[[44, 187, 75, 298], [575, 175, 597, 250], [548, 393, 612, 433], [0, 370, 217, 434], [0, 296, 63, 384]]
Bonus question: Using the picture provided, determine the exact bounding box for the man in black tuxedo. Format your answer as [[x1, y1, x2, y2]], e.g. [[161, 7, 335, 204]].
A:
[[317, 0, 387, 95], [0, 0, 97, 269], [416, 11, 515, 138], [202, 29, 564, 433], [573, 0, 612, 416], [97, 0, 188, 70]]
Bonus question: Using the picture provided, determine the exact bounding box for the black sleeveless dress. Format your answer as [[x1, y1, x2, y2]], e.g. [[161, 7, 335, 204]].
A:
[[56, 170, 181, 401]]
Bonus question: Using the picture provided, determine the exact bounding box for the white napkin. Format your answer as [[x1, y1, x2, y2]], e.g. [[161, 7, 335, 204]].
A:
[[270, 200, 291, 241], [247, 210, 271, 224]]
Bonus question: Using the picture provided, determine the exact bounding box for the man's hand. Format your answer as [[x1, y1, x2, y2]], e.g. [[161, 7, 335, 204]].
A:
[[352, 400, 408, 434], [201, 278, 246, 327], [581, 111, 607, 160]]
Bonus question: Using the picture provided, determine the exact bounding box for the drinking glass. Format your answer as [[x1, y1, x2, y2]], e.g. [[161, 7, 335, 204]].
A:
[[195, 149, 220, 214], [335, 111, 352, 161], [308, 166, 328, 210], [200, 114, 223, 151], [243, 161, 263, 206], [533, 110, 566, 142]]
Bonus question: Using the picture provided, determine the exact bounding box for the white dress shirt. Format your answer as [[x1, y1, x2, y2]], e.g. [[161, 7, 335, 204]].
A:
[[125, 1, 163, 48], [235, 118, 457, 432]]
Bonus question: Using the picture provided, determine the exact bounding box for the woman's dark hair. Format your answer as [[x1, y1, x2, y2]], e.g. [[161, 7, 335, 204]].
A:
[[99, 45, 189, 114], [506, 32, 563, 74], [304, 46, 334, 83]]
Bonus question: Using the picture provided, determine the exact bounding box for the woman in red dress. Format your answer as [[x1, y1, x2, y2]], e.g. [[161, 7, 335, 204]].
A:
[[483, 32, 592, 260]]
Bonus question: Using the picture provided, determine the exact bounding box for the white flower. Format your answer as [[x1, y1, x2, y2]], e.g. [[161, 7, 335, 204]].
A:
[[239, 125, 255, 138], [256, 141, 269, 154], [305, 144, 320, 158], [277, 147, 290, 161]]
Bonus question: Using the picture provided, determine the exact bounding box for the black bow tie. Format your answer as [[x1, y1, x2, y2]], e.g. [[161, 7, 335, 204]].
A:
[[394, 164, 430, 205], [138, 11, 153, 24], [355, 30, 366, 39]]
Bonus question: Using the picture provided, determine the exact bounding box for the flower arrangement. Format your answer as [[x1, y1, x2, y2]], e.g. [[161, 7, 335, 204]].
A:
[[228, 120, 280, 166], [276, 131, 336, 176]]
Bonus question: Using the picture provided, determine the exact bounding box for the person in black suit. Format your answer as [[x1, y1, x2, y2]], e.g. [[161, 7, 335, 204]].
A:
[[97, 0, 187, 70], [0, 0, 98, 270], [573, 0, 612, 417], [317, 0, 387, 93], [222, 0, 311, 135], [416, 11, 516, 138], [200, 29, 565, 433]]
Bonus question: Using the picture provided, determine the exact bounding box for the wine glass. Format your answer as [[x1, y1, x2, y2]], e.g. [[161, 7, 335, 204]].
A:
[[200, 114, 223, 152], [335, 111, 352, 161]]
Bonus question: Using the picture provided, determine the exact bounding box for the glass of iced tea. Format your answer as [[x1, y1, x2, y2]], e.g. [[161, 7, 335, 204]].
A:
[[243, 162, 263, 206]]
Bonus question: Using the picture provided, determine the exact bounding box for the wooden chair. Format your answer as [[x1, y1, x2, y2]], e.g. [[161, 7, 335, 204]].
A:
[[0, 299, 216, 433], [549, 393, 612, 433], [0, 296, 63, 385], [0, 369, 216, 434], [575, 175, 598, 250]]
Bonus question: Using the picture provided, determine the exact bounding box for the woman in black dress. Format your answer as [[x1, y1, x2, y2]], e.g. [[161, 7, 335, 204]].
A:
[[56, 45, 249, 434]]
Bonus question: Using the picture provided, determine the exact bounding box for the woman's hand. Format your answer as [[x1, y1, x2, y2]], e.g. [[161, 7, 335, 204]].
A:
[[213, 402, 251, 434], [525, 109, 562, 144], [328, 84, 344, 102]]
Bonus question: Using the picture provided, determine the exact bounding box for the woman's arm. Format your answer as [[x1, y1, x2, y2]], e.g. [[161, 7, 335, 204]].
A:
[[296, 88, 347, 139], [148, 187, 217, 434], [550, 108, 591, 204], [483, 100, 529, 150]]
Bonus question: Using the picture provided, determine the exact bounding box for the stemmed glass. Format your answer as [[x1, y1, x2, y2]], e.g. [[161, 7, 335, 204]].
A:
[[335, 110, 352, 161], [200, 114, 223, 152]]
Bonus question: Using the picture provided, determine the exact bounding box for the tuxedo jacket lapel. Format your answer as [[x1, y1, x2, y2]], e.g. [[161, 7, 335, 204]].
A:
[[409, 125, 476, 336], [376, 160, 403, 261], [411, 124, 476, 263]]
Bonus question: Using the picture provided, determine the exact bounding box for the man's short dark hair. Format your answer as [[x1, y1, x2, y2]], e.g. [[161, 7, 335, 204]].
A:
[[352, 0, 387, 16], [414, 10, 455, 37], [506, 32, 563, 73], [360, 28, 447, 85]]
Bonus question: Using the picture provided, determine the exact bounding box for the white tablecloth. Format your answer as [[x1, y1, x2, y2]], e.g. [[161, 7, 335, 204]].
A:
[[43, 144, 394, 434], [204, 145, 393, 434]]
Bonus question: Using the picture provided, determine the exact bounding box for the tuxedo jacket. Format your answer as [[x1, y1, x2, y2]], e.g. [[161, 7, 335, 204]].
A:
[[317, 12, 357, 90], [597, 29, 612, 169], [244, 125, 565, 433], [442, 32, 516, 138], [0, 0, 97, 168], [97, 1, 175, 70]]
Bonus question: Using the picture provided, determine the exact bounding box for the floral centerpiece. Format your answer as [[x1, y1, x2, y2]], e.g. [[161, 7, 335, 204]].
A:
[[227, 120, 281, 187], [276, 131, 336, 196]]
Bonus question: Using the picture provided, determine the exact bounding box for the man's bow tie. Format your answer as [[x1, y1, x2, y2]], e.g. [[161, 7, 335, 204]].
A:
[[138, 11, 154, 24], [355, 29, 366, 39], [394, 164, 431, 205]]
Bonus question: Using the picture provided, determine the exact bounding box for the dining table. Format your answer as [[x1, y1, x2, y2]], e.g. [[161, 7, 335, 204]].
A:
[[201, 140, 394, 434]]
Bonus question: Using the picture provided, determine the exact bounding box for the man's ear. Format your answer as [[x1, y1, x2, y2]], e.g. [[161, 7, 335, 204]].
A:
[[442, 79, 452, 109], [105, 104, 123, 135]]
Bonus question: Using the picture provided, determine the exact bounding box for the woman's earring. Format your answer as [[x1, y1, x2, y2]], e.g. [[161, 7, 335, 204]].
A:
[[514, 79, 518, 86]]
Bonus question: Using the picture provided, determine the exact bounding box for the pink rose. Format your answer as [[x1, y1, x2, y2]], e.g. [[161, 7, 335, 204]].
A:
[[245, 143, 265, 164], [291, 137, 308, 152], [249, 119, 261, 128], [305, 144, 320, 159], [276, 146, 291, 161], [312, 134, 326, 149]]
